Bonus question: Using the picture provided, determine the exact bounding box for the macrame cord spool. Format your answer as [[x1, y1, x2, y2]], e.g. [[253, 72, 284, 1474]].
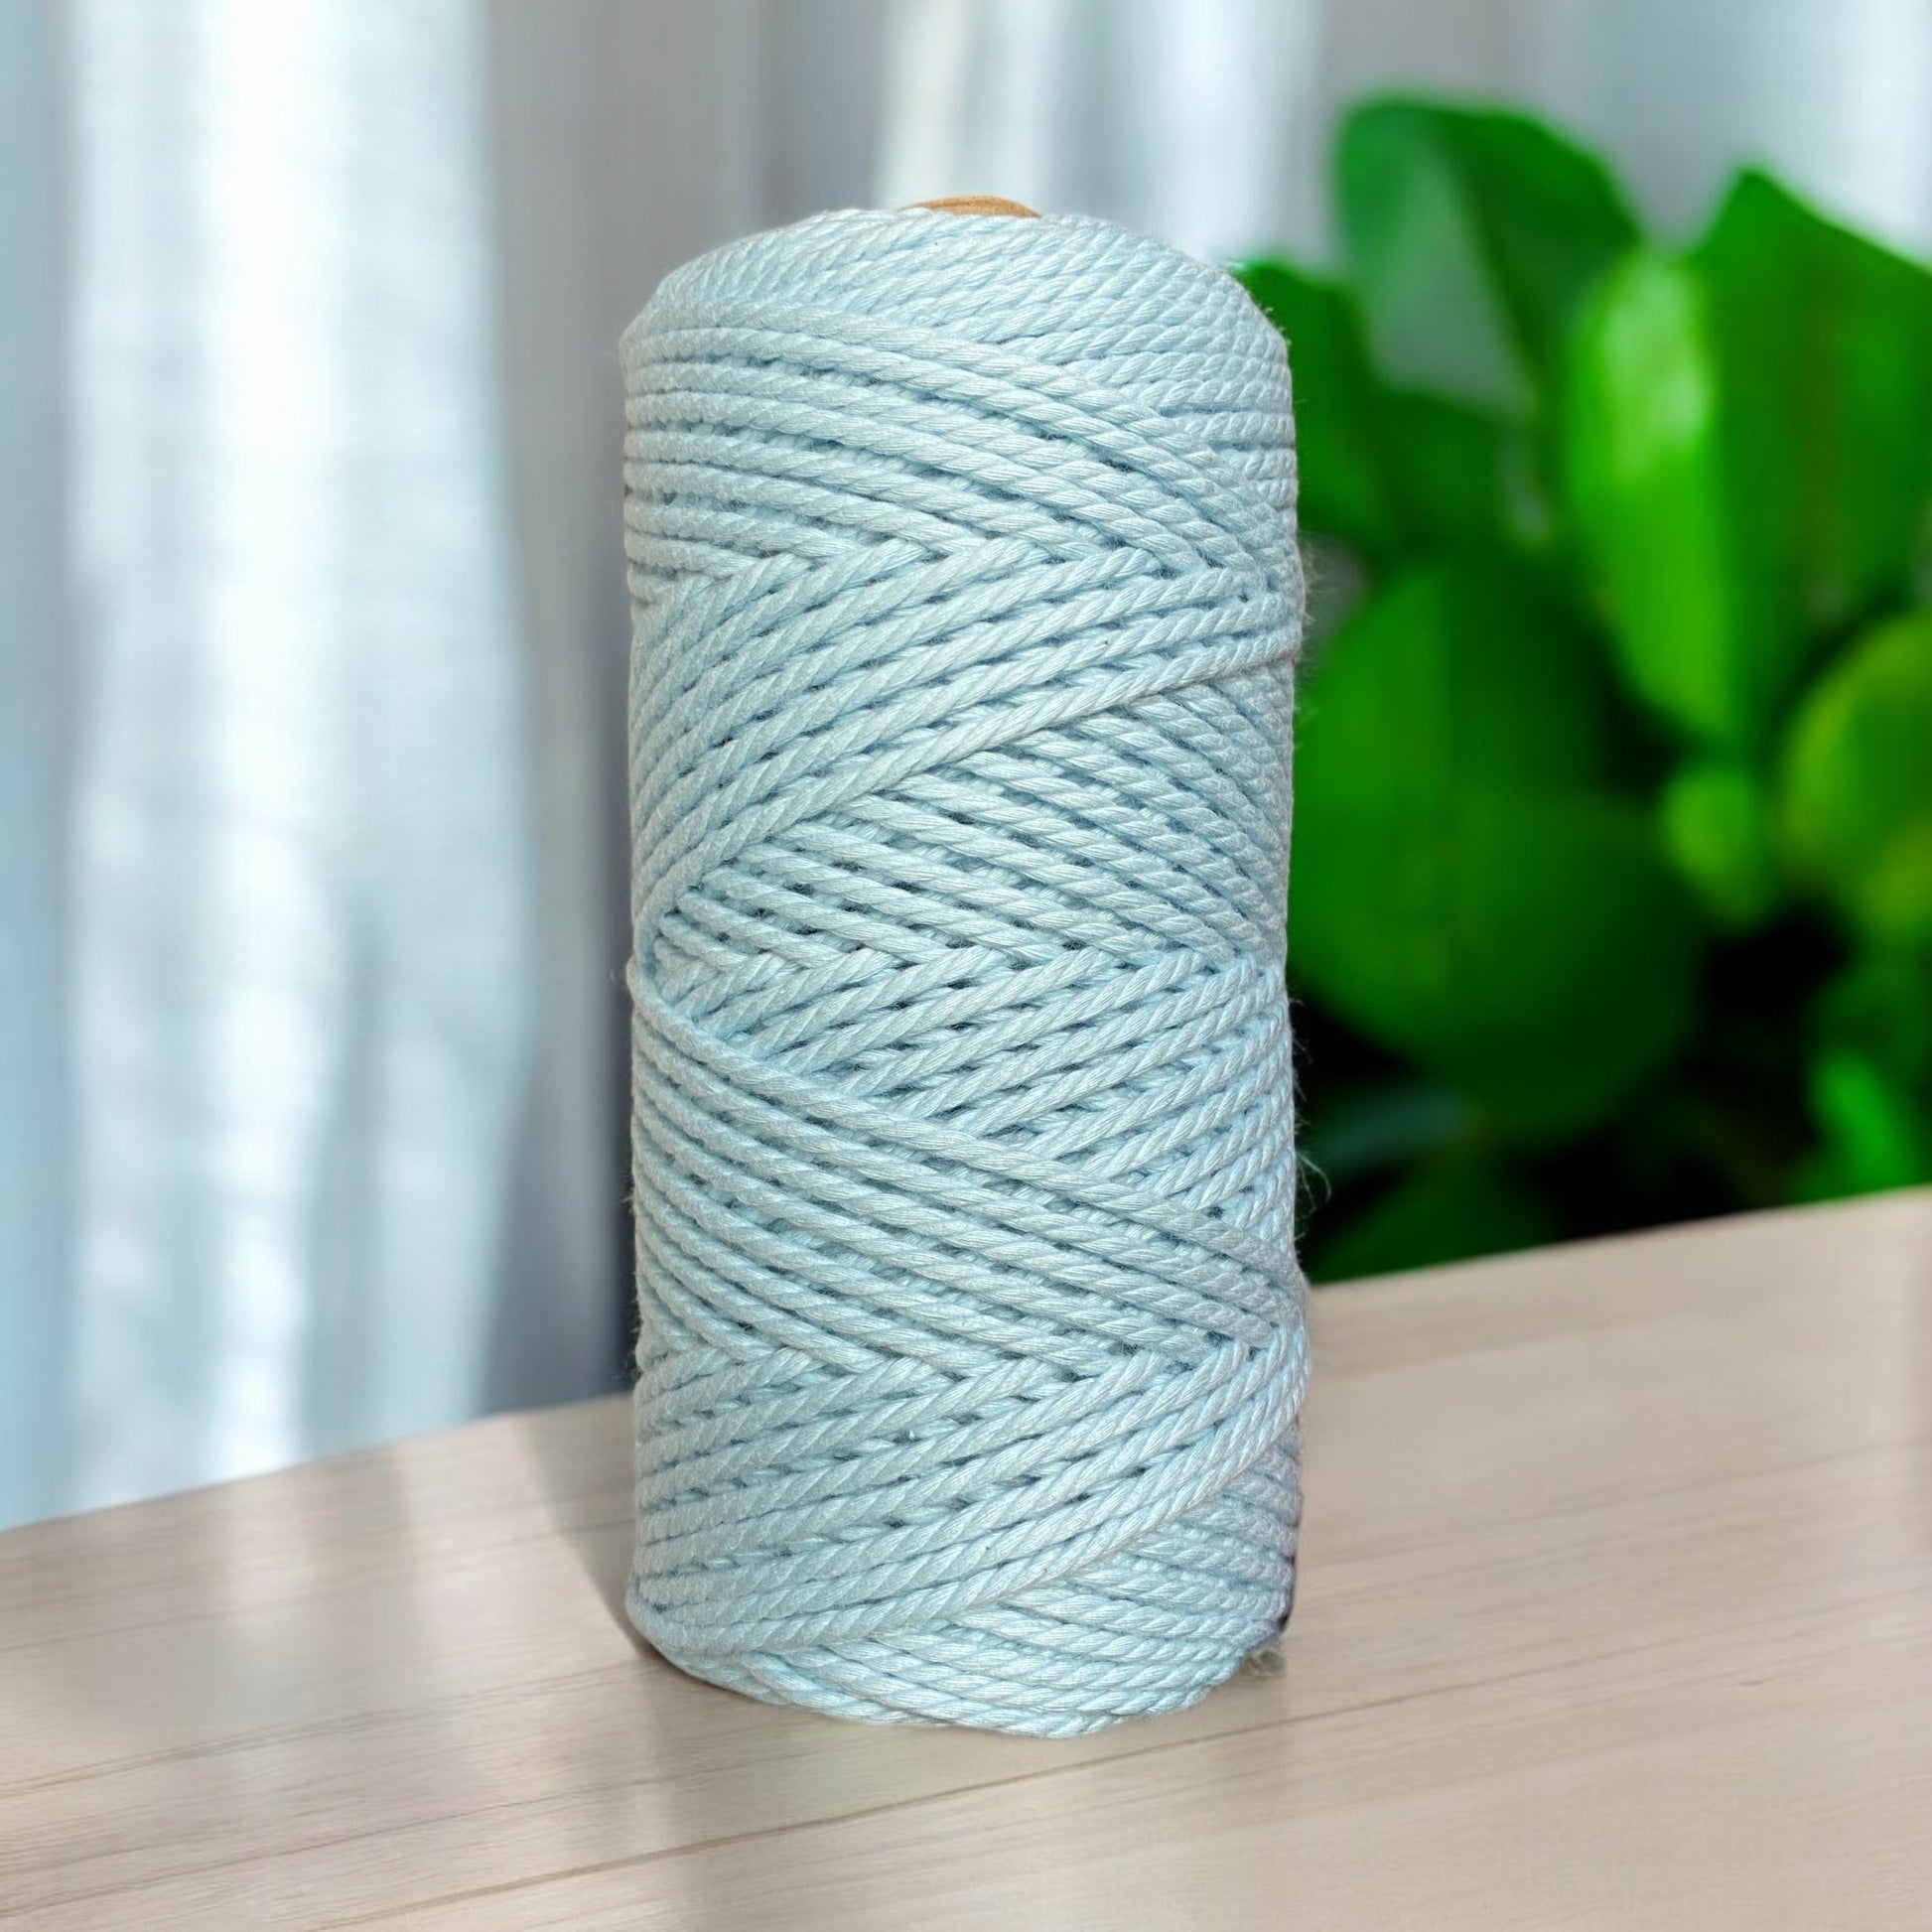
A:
[[621, 202, 1308, 1736]]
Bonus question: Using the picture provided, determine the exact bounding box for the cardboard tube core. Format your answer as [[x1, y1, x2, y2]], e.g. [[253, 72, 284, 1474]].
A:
[[909, 195, 1040, 218]]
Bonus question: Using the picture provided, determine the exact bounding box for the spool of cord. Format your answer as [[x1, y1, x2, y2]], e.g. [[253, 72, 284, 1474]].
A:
[[621, 206, 1307, 1736]]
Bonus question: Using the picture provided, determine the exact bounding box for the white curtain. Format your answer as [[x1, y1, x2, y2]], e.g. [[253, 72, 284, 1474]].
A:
[[874, 0, 1322, 260], [0, 0, 886, 1530], [0, 0, 71, 1525], [64, 0, 535, 1509], [6, 0, 1930, 1529]]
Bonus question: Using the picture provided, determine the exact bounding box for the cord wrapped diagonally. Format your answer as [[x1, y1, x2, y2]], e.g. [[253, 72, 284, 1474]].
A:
[[621, 208, 1307, 1735]]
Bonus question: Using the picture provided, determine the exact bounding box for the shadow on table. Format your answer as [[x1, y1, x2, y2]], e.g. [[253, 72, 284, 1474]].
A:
[[509, 1394, 640, 1636]]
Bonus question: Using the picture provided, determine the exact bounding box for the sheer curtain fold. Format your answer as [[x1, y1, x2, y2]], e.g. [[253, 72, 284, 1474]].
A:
[[57, 0, 537, 1517], [0, 0, 72, 1528], [875, 0, 1321, 260]]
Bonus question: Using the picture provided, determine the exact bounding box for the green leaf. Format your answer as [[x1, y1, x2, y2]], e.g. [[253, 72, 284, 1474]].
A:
[[1236, 258, 1533, 560], [1291, 561, 1702, 1138], [1378, 390, 1549, 555], [1796, 952, 1932, 1200], [1312, 1156, 1554, 1281], [1235, 259, 1402, 557], [1300, 1078, 1473, 1187], [1297, 560, 1615, 797], [1659, 758, 1783, 928], [1697, 171, 1932, 639], [1336, 97, 1639, 416], [1782, 610, 1932, 944], [1791, 1049, 1930, 1200], [1566, 177, 1932, 752], [1565, 252, 1791, 748], [1813, 951, 1932, 1086]]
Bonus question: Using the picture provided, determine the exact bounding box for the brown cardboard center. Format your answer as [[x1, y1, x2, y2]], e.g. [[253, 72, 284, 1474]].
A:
[[908, 195, 1041, 218]]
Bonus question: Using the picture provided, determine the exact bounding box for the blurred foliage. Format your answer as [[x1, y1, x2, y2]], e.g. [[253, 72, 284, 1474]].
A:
[[1239, 97, 1932, 1280]]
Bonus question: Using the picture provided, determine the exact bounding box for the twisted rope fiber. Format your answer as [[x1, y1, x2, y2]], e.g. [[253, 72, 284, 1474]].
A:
[[621, 208, 1308, 1735]]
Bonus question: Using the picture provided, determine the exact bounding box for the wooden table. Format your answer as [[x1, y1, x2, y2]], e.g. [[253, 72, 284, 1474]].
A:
[[5, 1192, 1930, 1928]]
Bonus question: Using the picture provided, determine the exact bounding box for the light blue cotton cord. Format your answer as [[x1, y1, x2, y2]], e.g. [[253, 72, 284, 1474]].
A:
[[621, 207, 1307, 1737]]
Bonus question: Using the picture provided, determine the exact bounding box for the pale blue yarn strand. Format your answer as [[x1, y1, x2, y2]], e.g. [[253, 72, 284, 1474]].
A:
[[621, 207, 1308, 1736]]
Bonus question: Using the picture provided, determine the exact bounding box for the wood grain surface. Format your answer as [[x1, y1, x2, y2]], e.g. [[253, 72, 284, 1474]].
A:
[[4, 1190, 1929, 1928]]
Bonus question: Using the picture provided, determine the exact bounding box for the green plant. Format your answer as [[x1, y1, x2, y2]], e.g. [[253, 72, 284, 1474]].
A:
[[1239, 96, 1932, 1280]]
